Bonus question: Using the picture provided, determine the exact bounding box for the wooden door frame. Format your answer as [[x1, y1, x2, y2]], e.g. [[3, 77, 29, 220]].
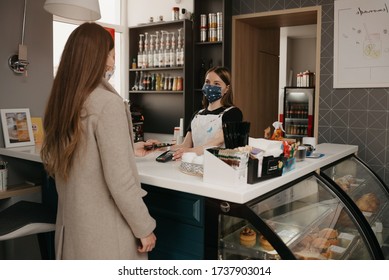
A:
[[232, 6, 322, 139]]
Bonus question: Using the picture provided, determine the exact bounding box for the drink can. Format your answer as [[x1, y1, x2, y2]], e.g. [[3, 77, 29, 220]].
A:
[[217, 12, 223, 27], [217, 27, 223, 41], [200, 14, 207, 28], [208, 28, 217, 42], [200, 28, 207, 42], [208, 13, 217, 28]]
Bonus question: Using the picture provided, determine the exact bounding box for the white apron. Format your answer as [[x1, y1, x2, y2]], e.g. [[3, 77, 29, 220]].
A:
[[191, 107, 234, 147]]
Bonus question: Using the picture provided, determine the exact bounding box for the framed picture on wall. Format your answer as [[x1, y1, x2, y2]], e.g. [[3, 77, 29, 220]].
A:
[[0, 108, 35, 148], [334, 0, 389, 88]]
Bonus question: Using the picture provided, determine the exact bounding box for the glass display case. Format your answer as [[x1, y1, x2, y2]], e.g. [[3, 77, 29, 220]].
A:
[[321, 155, 389, 259], [207, 172, 385, 260]]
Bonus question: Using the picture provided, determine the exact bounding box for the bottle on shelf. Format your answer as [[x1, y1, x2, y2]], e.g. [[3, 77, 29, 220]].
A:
[[160, 73, 165, 90], [158, 30, 165, 68], [153, 32, 159, 68], [155, 73, 161, 91], [138, 71, 144, 90], [176, 28, 184, 67], [148, 35, 155, 68], [170, 32, 176, 67], [143, 32, 149, 68], [137, 34, 144, 68], [164, 31, 171, 67], [133, 70, 140, 90]]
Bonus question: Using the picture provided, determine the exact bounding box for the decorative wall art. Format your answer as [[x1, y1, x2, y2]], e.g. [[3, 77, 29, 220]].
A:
[[334, 0, 389, 88]]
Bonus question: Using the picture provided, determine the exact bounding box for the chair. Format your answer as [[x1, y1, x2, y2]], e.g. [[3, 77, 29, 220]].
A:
[[0, 174, 57, 259]]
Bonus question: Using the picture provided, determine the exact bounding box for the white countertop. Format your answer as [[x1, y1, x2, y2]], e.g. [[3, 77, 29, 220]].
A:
[[0, 143, 358, 204], [136, 143, 357, 203], [0, 145, 42, 163]]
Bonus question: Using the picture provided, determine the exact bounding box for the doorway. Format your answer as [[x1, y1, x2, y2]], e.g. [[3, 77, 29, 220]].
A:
[[231, 6, 321, 138]]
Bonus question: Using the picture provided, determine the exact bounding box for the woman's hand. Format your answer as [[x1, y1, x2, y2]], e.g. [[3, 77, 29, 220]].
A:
[[134, 139, 160, 157], [172, 146, 203, 160], [138, 232, 157, 253]]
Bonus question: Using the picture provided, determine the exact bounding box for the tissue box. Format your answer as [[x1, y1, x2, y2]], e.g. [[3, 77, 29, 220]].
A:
[[203, 148, 249, 187], [247, 154, 285, 184]]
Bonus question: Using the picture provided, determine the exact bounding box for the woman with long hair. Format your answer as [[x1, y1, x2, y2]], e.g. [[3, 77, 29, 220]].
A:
[[41, 22, 156, 260]]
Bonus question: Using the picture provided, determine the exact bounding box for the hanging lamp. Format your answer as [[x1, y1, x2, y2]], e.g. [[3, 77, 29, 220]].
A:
[[43, 0, 101, 21]]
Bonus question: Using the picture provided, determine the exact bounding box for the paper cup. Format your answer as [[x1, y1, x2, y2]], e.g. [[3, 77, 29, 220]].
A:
[[302, 137, 316, 149]]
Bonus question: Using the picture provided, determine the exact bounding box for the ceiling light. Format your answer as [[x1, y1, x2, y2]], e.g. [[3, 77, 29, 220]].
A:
[[43, 0, 101, 21]]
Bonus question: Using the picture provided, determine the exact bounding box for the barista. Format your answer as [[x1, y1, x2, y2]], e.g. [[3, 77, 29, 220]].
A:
[[172, 66, 243, 160]]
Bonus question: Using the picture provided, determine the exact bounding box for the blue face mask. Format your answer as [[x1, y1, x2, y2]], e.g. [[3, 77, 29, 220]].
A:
[[202, 84, 223, 103]]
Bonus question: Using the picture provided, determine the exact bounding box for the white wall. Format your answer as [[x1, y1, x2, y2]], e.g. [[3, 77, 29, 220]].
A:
[[128, 0, 193, 26]]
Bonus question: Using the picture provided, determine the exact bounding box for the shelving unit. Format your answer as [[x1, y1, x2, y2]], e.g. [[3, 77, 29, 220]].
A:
[[128, 19, 193, 134], [193, 0, 232, 112], [0, 184, 41, 200]]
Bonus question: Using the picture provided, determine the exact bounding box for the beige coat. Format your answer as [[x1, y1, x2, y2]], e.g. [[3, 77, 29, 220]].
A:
[[54, 80, 156, 259]]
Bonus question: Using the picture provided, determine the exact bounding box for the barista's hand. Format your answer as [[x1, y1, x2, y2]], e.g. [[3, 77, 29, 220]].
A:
[[172, 147, 201, 160], [138, 232, 157, 253], [134, 139, 160, 157]]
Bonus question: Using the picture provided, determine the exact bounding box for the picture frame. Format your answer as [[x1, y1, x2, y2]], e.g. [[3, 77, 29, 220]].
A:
[[0, 108, 35, 148], [333, 0, 389, 88]]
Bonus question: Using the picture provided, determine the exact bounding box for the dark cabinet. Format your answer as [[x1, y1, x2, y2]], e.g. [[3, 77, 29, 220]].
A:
[[193, 0, 232, 112], [129, 19, 193, 134], [143, 184, 205, 260]]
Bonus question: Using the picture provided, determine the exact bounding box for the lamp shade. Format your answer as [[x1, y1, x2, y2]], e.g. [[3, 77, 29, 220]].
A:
[[44, 0, 101, 21]]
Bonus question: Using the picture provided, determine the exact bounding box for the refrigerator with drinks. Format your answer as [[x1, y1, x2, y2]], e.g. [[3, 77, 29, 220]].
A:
[[283, 87, 315, 139]]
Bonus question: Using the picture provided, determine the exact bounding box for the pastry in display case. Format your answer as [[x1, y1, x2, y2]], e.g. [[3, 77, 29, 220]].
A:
[[214, 173, 380, 260], [321, 155, 389, 259]]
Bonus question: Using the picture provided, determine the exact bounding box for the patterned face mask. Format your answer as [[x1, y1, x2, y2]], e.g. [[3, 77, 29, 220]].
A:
[[202, 84, 222, 103]]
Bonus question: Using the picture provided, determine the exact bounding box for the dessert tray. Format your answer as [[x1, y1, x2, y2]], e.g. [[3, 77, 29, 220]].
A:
[[219, 202, 359, 260]]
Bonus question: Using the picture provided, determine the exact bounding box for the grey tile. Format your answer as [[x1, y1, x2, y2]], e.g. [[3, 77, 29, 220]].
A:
[[318, 125, 331, 143], [254, 0, 270, 12], [232, 1, 241, 15], [348, 128, 367, 150], [301, 0, 318, 7], [320, 22, 334, 57], [285, 0, 301, 9], [368, 89, 389, 111], [240, 0, 256, 14], [332, 90, 350, 109], [331, 126, 348, 144], [319, 93, 331, 110], [270, 0, 284, 10], [321, 4, 334, 23], [367, 111, 387, 130], [331, 109, 348, 127], [320, 56, 333, 75], [319, 108, 331, 125], [349, 89, 369, 110], [365, 128, 386, 165], [320, 74, 333, 95], [349, 110, 368, 128]]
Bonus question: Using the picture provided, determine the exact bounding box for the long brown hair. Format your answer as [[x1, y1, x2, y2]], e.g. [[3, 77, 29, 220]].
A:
[[41, 22, 114, 180], [202, 66, 235, 108]]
